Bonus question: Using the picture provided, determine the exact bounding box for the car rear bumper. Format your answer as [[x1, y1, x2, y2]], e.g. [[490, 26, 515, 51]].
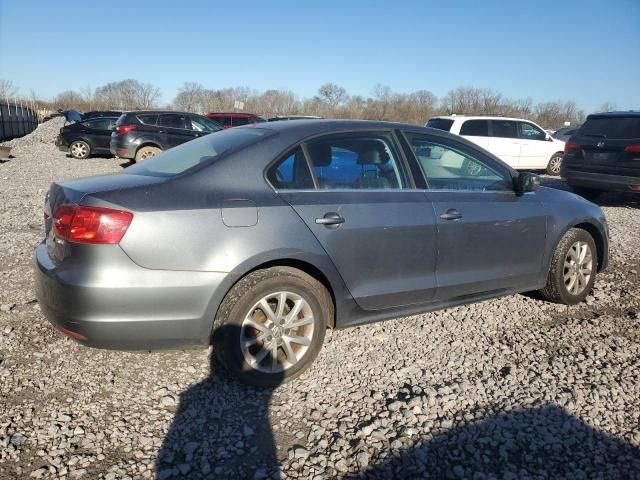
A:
[[34, 242, 229, 350], [109, 136, 136, 159], [55, 135, 69, 152], [562, 167, 640, 193]]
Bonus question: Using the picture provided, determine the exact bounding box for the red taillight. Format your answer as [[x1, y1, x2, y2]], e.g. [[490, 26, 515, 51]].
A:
[[630, 185, 640, 192], [52, 204, 133, 244], [565, 141, 579, 154], [116, 124, 138, 135], [55, 325, 87, 341], [624, 145, 640, 153]]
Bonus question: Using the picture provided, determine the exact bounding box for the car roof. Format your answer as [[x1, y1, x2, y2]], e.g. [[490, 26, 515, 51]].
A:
[[207, 112, 260, 117], [432, 115, 532, 122], [587, 111, 640, 119], [124, 110, 201, 116]]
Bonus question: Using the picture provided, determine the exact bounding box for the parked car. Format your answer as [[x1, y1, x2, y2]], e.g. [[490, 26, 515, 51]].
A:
[[553, 125, 582, 143], [110, 110, 223, 161], [206, 112, 265, 128], [82, 110, 123, 120], [56, 115, 119, 159], [561, 111, 640, 199], [267, 115, 322, 122], [426, 115, 566, 175], [36, 120, 608, 386]]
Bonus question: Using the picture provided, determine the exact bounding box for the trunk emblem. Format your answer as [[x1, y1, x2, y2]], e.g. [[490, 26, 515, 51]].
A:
[[597, 141, 605, 148]]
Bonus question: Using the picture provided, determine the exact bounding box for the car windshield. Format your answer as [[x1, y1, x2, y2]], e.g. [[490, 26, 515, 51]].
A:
[[125, 128, 273, 177]]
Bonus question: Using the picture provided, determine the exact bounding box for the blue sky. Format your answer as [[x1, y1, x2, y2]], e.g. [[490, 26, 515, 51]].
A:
[[1, 0, 638, 112]]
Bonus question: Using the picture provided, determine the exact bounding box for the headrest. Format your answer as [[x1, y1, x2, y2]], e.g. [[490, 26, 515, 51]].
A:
[[358, 149, 384, 165], [308, 143, 332, 167]]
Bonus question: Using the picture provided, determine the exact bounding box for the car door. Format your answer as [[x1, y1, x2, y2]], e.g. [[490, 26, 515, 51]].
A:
[[403, 131, 547, 300], [518, 121, 551, 169], [271, 131, 438, 311], [80, 118, 115, 151], [157, 113, 196, 149], [488, 120, 521, 168], [458, 119, 490, 151]]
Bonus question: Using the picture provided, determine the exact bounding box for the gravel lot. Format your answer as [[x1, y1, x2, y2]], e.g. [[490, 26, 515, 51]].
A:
[[1, 120, 639, 479]]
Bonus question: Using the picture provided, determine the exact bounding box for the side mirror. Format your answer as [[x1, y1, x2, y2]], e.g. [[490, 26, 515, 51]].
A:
[[515, 172, 540, 194], [546, 134, 553, 141]]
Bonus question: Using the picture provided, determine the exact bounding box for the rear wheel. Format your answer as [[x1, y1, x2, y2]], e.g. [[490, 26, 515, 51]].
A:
[[70, 141, 90, 159], [212, 267, 331, 387], [546, 152, 563, 176], [539, 228, 597, 305], [135, 146, 162, 162]]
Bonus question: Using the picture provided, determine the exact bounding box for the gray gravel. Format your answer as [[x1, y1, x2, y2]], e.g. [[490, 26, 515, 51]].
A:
[[1, 128, 639, 479]]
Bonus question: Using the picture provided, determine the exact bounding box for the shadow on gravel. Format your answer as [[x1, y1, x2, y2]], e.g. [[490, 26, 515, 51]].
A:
[[156, 325, 283, 479], [351, 404, 640, 479]]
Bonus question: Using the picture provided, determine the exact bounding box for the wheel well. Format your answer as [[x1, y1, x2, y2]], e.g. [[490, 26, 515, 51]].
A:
[[574, 223, 605, 272], [136, 142, 161, 153], [247, 259, 337, 328]]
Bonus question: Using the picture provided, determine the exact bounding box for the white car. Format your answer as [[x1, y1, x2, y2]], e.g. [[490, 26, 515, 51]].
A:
[[426, 115, 566, 175]]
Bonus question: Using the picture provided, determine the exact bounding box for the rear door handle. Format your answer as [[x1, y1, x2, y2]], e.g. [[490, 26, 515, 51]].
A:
[[440, 209, 463, 221], [315, 212, 345, 228]]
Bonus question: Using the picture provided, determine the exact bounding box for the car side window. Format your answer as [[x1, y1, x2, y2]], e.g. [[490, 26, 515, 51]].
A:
[[519, 122, 546, 141], [459, 120, 489, 136], [159, 114, 188, 129], [191, 116, 222, 132], [137, 114, 158, 126], [267, 147, 314, 190], [404, 133, 513, 192], [232, 117, 249, 126], [304, 133, 406, 190], [491, 120, 518, 139]]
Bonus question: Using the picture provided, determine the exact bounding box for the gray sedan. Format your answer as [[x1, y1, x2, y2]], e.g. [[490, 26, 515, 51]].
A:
[[35, 120, 609, 386]]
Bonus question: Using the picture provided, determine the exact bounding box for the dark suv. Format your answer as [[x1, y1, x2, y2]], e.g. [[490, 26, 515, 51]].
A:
[[110, 111, 223, 161], [206, 112, 265, 129], [561, 111, 640, 199]]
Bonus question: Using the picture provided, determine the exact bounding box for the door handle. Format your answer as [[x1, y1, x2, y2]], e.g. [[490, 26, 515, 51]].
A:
[[440, 209, 463, 221], [315, 212, 345, 228]]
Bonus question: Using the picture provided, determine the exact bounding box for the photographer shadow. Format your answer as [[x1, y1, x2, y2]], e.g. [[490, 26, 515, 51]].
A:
[[156, 324, 284, 479]]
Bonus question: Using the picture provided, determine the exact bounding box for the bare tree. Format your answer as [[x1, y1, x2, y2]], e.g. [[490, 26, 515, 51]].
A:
[[94, 79, 161, 110], [0, 79, 18, 99], [317, 83, 348, 108], [597, 101, 617, 113]]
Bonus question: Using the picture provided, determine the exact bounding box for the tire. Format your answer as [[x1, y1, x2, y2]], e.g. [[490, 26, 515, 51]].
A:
[[135, 146, 162, 162], [69, 140, 90, 159], [546, 152, 563, 176], [539, 228, 597, 305], [572, 186, 601, 202], [212, 267, 332, 387]]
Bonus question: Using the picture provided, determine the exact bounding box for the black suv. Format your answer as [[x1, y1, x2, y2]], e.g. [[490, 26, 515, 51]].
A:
[[562, 111, 640, 199], [110, 111, 223, 161], [56, 116, 119, 159]]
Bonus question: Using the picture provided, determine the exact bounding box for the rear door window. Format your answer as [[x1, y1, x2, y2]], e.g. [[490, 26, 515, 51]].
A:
[[190, 116, 223, 132], [491, 120, 518, 139], [137, 114, 158, 126], [158, 114, 188, 129], [232, 117, 249, 127], [304, 133, 407, 190], [459, 120, 489, 136], [425, 118, 454, 132], [579, 117, 640, 139]]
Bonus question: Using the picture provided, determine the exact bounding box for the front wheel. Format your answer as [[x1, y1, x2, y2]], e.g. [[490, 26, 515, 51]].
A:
[[539, 228, 597, 305], [212, 267, 331, 387], [546, 152, 563, 176]]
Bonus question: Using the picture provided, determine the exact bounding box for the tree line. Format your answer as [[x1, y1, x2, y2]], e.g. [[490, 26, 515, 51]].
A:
[[2, 78, 618, 129]]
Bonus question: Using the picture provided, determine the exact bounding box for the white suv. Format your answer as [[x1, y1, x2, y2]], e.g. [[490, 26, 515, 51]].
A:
[[426, 115, 566, 175]]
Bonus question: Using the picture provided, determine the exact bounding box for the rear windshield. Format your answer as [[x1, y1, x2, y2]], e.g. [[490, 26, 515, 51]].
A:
[[579, 117, 640, 139], [425, 118, 454, 132], [125, 128, 274, 177]]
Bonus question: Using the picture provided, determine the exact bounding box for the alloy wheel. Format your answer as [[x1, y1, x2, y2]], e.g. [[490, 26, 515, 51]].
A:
[[564, 241, 593, 295], [549, 156, 562, 175], [240, 291, 315, 373], [70, 142, 88, 158]]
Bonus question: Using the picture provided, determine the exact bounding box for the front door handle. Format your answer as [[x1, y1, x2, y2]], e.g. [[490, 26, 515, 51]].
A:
[[315, 212, 345, 228], [440, 209, 463, 221]]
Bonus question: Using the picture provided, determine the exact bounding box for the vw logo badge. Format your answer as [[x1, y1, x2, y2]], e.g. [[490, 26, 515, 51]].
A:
[[597, 141, 605, 148]]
